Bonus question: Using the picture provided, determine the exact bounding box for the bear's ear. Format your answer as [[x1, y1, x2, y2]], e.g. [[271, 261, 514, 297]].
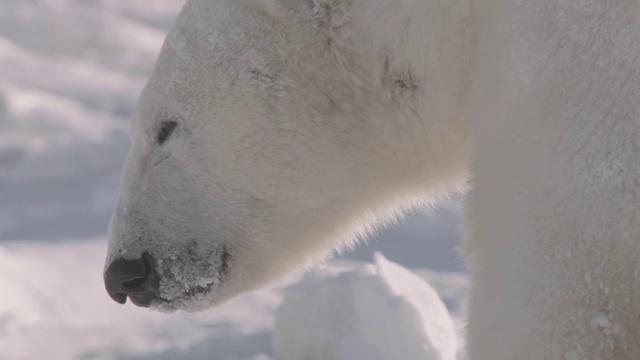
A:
[[249, 0, 318, 19]]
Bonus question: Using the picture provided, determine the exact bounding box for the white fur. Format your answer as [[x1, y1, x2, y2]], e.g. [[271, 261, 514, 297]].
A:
[[106, 0, 640, 357], [466, 1, 640, 358]]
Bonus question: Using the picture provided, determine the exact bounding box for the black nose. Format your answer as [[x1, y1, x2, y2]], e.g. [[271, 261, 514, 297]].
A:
[[104, 252, 160, 307]]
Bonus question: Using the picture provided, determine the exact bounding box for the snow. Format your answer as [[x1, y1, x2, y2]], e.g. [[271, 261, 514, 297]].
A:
[[0, 1, 468, 359], [274, 253, 457, 360]]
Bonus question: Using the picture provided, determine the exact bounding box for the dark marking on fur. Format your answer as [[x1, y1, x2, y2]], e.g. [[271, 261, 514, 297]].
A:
[[392, 75, 418, 91], [383, 57, 419, 93], [152, 155, 170, 167], [249, 68, 274, 85], [219, 245, 231, 278]]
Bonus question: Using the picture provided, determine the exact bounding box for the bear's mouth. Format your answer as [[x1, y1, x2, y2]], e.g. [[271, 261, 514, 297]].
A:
[[150, 281, 221, 312]]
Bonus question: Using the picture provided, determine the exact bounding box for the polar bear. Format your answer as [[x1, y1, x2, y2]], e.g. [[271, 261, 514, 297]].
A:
[[103, 0, 639, 358]]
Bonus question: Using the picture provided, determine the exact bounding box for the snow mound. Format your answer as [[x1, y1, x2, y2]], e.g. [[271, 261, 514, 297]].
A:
[[274, 253, 456, 360]]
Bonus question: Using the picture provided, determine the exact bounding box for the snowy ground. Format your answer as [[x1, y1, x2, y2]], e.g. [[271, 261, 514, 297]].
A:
[[0, 1, 469, 359]]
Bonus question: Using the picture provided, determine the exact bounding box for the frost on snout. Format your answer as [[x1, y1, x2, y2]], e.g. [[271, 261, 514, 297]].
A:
[[104, 242, 231, 312], [153, 244, 232, 312]]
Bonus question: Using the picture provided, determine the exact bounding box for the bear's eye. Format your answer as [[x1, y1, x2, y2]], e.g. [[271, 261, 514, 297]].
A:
[[157, 121, 178, 145]]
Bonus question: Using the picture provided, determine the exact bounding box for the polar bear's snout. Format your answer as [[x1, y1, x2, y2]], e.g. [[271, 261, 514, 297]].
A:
[[104, 252, 161, 308]]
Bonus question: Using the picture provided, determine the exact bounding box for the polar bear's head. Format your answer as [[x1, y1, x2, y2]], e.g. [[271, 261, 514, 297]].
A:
[[104, 0, 472, 311]]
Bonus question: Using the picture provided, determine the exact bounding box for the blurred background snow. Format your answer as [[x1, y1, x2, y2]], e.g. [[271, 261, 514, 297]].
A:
[[0, 1, 468, 359]]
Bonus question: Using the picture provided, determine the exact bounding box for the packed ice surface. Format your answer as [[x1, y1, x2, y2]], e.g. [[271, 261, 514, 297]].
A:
[[0, 0, 468, 359], [274, 253, 457, 360]]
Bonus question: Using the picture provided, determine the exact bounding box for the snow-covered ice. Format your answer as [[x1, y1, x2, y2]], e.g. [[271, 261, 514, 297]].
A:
[[275, 253, 457, 360], [0, 1, 468, 359]]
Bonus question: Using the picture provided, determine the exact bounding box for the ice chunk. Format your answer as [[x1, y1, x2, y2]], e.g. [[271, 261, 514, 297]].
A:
[[274, 253, 456, 360]]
